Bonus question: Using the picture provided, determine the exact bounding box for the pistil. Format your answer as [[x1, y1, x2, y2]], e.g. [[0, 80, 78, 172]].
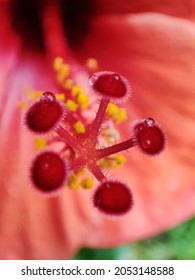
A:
[[96, 138, 135, 159]]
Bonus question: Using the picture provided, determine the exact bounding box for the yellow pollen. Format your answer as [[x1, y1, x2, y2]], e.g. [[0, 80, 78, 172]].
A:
[[106, 103, 127, 123], [99, 154, 126, 169], [63, 79, 74, 90], [18, 102, 27, 110], [66, 99, 78, 111], [106, 102, 119, 116], [86, 58, 98, 71], [53, 57, 64, 71], [115, 155, 126, 165], [74, 121, 85, 134], [68, 174, 80, 190], [56, 93, 65, 102], [34, 138, 46, 150], [71, 85, 83, 97], [113, 108, 127, 123], [56, 70, 68, 85], [76, 92, 89, 109], [67, 169, 85, 190], [81, 177, 94, 189], [27, 90, 44, 102]]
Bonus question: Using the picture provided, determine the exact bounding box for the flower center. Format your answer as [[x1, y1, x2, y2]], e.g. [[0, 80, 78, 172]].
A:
[[22, 57, 167, 216]]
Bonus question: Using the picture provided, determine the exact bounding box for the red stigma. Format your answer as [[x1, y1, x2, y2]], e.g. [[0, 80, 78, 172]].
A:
[[31, 151, 69, 193], [133, 118, 166, 155], [93, 181, 133, 216], [89, 71, 130, 102], [25, 92, 65, 133]]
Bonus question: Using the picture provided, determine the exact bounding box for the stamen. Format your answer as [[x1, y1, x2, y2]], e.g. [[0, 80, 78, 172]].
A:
[[56, 93, 66, 102], [86, 58, 98, 72], [106, 103, 127, 123], [18, 101, 27, 110], [34, 137, 47, 151], [99, 155, 126, 169], [53, 56, 64, 71], [64, 79, 74, 90], [74, 121, 85, 134], [81, 177, 94, 189], [66, 99, 78, 111]]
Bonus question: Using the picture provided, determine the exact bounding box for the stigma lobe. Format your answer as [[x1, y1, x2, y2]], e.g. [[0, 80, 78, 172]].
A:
[[25, 92, 65, 133], [132, 118, 166, 155], [89, 71, 131, 103], [93, 180, 133, 216], [31, 151, 69, 193]]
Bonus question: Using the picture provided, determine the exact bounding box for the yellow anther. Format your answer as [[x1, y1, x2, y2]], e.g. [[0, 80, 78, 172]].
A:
[[71, 85, 83, 97], [75, 168, 85, 177], [77, 92, 89, 109], [63, 79, 74, 90], [66, 99, 78, 111], [86, 58, 98, 71], [56, 93, 65, 102], [81, 177, 94, 189], [74, 121, 85, 134], [99, 158, 116, 169], [60, 64, 70, 76], [106, 103, 127, 123], [18, 102, 27, 110], [112, 108, 127, 123], [56, 64, 70, 85], [53, 57, 64, 71], [99, 154, 126, 169], [115, 155, 126, 165], [106, 102, 119, 116], [27, 90, 44, 102], [34, 138, 46, 150], [68, 174, 80, 190]]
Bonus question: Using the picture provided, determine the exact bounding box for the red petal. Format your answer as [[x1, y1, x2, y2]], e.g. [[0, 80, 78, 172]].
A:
[[96, 0, 195, 21], [72, 14, 195, 246]]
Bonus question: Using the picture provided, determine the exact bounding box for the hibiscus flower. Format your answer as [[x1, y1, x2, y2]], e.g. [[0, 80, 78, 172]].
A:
[[0, 0, 195, 260]]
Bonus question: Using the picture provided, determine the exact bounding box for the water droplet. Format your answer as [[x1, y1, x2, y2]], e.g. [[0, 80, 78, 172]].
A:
[[111, 73, 121, 82], [145, 118, 155, 126], [89, 74, 98, 86], [40, 92, 56, 103]]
